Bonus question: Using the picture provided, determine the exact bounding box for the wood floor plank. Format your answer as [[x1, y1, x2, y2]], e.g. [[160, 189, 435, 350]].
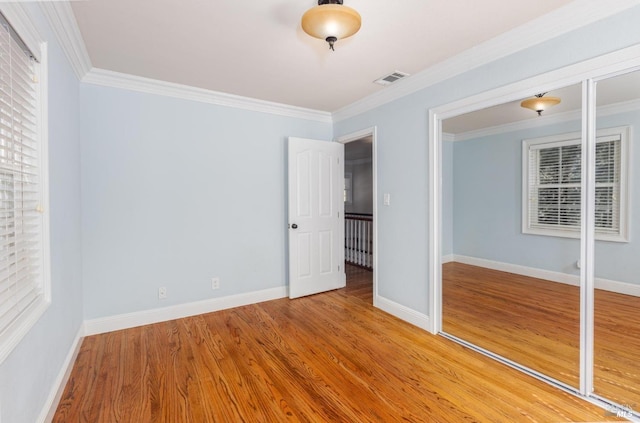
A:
[[54, 266, 623, 422]]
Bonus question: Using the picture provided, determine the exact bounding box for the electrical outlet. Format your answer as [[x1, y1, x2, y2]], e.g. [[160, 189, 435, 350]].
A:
[[158, 287, 167, 299], [211, 277, 220, 290]]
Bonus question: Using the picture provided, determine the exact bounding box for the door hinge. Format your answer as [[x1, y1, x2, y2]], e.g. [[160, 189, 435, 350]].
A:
[[338, 265, 341, 272]]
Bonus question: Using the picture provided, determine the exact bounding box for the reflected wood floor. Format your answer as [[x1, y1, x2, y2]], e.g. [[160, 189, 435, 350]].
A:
[[54, 265, 621, 422], [443, 261, 640, 409]]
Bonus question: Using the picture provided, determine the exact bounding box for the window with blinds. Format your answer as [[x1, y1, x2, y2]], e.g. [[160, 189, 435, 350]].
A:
[[0, 12, 49, 364], [522, 127, 629, 242]]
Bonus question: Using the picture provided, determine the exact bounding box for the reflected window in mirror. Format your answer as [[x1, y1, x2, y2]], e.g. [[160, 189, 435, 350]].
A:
[[522, 126, 630, 242]]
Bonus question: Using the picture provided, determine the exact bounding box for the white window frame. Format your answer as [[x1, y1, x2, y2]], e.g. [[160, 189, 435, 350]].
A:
[[0, 8, 50, 365], [522, 126, 630, 242]]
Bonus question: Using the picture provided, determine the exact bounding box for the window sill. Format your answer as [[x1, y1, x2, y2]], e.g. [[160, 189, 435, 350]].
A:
[[0, 298, 51, 364], [523, 226, 629, 243]]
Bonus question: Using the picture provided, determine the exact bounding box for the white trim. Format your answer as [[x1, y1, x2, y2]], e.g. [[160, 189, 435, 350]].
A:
[[581, 78, 596, 396], [83, 68, 333, 123], [83, 286, 287, 336], [451, 255, 640, 297], [442, 132, 455, 143], [428, 109, 442, 335], [39, 2, 92, 80], [39, 40, 52, 314], [37, 326, 84, 423], [441, 254, 454, 264], [454, 109, 581, 142], [0, 301, 50, 364], [375, 295, 431, 331], [337, 126, 378, 307], [333, 1, 640, 122]]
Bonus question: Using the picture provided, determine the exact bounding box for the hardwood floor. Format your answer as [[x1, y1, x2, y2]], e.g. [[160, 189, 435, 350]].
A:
[[594, 288, 640, 406], [443, 261, 640, 411], [344, 263, 373, 303], [54, 266, 622, 422], [443, 262, 581, 388]]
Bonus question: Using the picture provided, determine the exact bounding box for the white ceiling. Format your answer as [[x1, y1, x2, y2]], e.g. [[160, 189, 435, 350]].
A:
[[70, 0, 578, 113]]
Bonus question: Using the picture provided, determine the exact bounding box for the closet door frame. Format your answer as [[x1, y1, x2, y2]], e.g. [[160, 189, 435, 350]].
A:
[[428, 44, 640, 414]]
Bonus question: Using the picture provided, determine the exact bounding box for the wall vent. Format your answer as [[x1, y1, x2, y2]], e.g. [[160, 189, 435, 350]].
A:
[[374, 71, 410, 86]]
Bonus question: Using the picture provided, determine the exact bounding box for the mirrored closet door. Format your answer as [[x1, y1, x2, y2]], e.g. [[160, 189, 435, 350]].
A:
[[593, 70, 640, 409], [441, 82, 584, 389]]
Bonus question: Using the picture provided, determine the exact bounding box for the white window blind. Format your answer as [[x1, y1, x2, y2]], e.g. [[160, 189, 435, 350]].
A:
[[523, 127, 629, 242], [0, 12, 47, 362]]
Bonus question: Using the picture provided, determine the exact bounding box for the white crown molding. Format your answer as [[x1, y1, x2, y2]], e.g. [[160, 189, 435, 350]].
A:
[[332, 0, 640, 122], [83, 285, 287, 336], [39, 1, 92, 80], [450, 98, 640, 142], [453, 109, 581, 142], [442, 133, 455, 142], [83, 68, 333, 123]]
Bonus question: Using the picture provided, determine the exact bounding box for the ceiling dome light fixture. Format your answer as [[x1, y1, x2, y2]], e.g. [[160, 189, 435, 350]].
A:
[[520, 93, 561, 116], [301, 0, 361, 51]]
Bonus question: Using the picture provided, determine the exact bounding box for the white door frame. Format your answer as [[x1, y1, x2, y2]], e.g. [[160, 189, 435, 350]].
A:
[[337, 127, 378, 305], [428, 44, 640, 410]]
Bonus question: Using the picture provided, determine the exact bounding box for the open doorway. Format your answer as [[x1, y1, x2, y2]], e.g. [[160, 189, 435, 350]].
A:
[[339, 128, 377, 305]]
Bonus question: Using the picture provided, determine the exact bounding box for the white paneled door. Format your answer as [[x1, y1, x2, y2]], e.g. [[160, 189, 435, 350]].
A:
[[288, 137, 345, 299]]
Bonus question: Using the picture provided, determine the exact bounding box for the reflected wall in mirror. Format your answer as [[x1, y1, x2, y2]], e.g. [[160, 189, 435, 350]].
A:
[[593, 70, 640, 409], [441, 83, 583, 388]]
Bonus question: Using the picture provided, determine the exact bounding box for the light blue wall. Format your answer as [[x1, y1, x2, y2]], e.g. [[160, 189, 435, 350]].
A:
[[0, 5, 83, 423], [594, 111, 640, 283], [80, 85, 332, 318], [450, 109, 640, 284], [334, 96, 431, 313], [334, 6, 640, 315], [451, 119, 583, 275]]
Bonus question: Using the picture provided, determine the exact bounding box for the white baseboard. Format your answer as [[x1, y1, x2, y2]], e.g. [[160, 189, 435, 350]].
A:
[[441, 254, 454, 264], [374, 295, 431, 332], [83, 286, 288, 336], [37, 325, 84, 423], [451, 254, 640, 297]]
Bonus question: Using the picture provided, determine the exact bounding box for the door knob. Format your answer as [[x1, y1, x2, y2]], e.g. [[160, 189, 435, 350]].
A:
[[291, 224, 298, 229]]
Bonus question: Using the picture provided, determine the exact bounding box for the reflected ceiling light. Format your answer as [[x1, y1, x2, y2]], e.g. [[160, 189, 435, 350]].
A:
[[520, 93, 561, 116], [301, 0, 361, 51]]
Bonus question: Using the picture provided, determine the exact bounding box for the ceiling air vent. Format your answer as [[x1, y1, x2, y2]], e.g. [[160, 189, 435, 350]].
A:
[[374, 71, 410, 86]]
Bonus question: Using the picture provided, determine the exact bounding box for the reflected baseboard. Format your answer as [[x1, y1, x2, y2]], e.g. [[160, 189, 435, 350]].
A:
[[448, 254, 640, 297]]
